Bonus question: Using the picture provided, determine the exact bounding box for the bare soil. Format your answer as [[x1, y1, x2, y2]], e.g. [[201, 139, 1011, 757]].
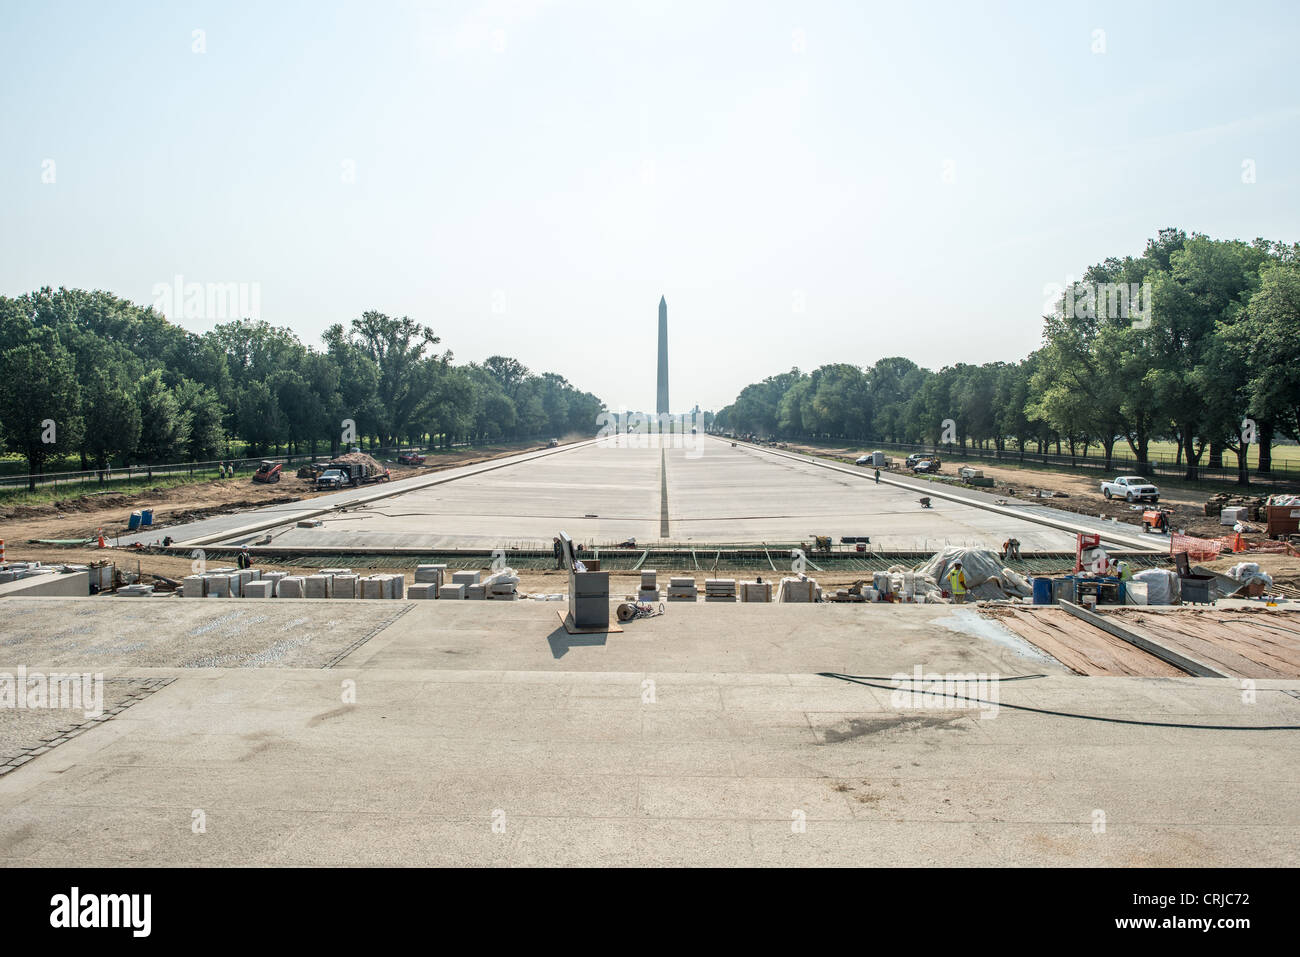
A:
[[777, 441, 1279, 541], [2, 442, 548, 579]]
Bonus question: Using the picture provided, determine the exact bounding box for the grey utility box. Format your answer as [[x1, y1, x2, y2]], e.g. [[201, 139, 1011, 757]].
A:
[[561, 530, 609, 629]]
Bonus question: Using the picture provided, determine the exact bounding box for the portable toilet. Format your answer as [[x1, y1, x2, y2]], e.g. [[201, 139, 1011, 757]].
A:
[[128, 510, 142, 531]]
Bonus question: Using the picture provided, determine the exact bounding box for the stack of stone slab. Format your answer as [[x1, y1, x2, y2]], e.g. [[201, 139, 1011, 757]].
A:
[[638, 570, 660, 602], [242, 580, 274, 598], [777, 576, 819, 603], [739, 580, 772, 603], [416, 563, 445, 588], [704, 578, 737, 602], [117, 583, 155, 597], [465, 583, 486, 600], [408, 583, 438, 599], [666, 576, 697, 601], [331, 573, 359, 598], [439, 582, 466, 599], [304, 573, 333, 599], [278, 576, 306, 598], [0, 562, 50, 584]]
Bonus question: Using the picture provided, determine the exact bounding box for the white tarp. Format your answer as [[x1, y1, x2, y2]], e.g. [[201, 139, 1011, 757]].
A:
[[915, 547, 1033, 601]]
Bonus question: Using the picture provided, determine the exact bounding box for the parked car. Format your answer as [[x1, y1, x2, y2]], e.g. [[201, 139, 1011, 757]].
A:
[[316, 469, 348, 490], [912, 459, 941, 474], [1101, 476, 1159, 503], [855, 454, 872, 466], [397, 451, 425, 465], [905, 453, 925, 468]]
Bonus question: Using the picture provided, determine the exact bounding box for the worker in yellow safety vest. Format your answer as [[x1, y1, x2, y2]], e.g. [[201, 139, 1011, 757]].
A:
[[947, 561, 968, 603], [1116, 560, 1133, 582]]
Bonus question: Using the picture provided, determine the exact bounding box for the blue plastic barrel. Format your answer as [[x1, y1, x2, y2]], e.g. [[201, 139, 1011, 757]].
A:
[[141, 508, 154, 526], [1031, 577, 1053, 605], [128, 510, 142, 531]]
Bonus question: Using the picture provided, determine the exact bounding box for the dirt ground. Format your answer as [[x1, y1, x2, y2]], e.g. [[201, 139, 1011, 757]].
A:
[[2, 443, 548, 580], [777, 441, 1286, 541]]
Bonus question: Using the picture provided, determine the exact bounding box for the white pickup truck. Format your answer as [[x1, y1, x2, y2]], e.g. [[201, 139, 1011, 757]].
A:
[[1101, 476, 1160, 503]]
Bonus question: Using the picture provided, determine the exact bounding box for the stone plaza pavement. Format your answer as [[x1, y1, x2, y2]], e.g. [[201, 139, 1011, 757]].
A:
[[1, 598, 1296, 866]]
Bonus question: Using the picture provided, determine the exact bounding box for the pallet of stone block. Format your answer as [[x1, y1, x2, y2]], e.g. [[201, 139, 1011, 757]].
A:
[[640, 569, 658, 588], [452, 570, 481, 585], [465, 583, 487, 600], [408, 582, 439, 599], [203, 573, 234, 597], [116, 583, 154, 597], [415, 564, 446, 584], [332, 574, 360, 599], [777, 577, 817, 603], [304, 574, 334, 599], [278, 576, 306, 598], [638, 589, 661, 602], [242, 580, 274, 598], [182, 575, 206, 598], [438, 582, 466, 599], [739, 581, 772, 603], [704, 578, 737, 601]]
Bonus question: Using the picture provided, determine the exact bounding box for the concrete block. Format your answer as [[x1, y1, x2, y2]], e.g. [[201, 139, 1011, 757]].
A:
[[415, 564, 446, 584], [452, 570, 481, 585], [205, 575, 230, 597], [438, 583, 466, 600], [304, 574, 333, 599], [332, 574, 358, 599], [242, 580, 274, 598], [182, 575, 206, 598], [465, 584, 486, 600], [408, 583, 437, 599], [278, 576, 305, 598], [361, 577, 385, 599]]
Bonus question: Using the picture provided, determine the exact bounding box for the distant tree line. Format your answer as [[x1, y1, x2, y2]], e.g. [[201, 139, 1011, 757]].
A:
[[714, 229, 1300, 483], [0, 289, 604, 489]]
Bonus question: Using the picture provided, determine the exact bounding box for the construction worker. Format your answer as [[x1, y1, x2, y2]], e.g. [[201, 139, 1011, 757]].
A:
[[1002, 537, 1021, 561], [552, 537, 564, 569], [874, 468, 881, 484], [1116, 560, 1133, 583], [946, 561, 968, 603], [236, 547, 252, 570]]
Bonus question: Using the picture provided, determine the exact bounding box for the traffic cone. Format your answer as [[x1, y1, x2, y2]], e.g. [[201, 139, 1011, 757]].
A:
[[97, 528, 106, 548]]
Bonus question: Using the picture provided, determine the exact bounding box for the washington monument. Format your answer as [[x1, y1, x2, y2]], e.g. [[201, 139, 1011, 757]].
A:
[[656, 295, 669, 415]]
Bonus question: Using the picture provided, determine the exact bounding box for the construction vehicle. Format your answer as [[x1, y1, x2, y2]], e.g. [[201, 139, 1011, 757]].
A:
[[1141, 507, 1172, 534], [252, 461, 282, 484], [327, 453, 391, 486]]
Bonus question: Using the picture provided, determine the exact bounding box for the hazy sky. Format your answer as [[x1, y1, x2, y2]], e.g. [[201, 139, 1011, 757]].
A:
[[3, 1, 1297, 413]]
